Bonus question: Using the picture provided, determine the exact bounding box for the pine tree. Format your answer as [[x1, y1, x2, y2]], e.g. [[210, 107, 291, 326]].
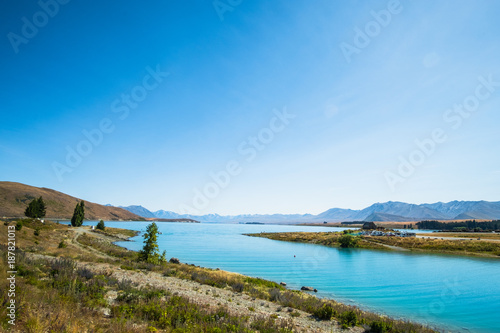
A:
[[138, 222, 166, 264], [24, 199, 36, 218], [24, 196, 46, 218], [71, 201, 85, 227], [36, 196, 46, 218]]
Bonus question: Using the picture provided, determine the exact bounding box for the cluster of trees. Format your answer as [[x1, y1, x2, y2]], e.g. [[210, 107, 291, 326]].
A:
[[24, 196, 46, 218], [416, 220, 500, 231], [71, 201, 85, 227], [23, 196, 167, 266], [24, 196, 86, 228]]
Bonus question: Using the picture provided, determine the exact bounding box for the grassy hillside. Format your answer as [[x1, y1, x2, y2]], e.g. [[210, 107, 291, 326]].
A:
[[0, 181, 141, 221]]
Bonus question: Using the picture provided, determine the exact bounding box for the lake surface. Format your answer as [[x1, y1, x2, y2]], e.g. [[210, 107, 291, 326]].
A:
[[82, 221, 499, 332]]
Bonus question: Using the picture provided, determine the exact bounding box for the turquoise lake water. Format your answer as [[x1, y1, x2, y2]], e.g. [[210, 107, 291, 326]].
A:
[[80, 221, 499, 332]]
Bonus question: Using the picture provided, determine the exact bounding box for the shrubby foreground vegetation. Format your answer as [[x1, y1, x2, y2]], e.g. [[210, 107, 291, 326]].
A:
[[0, 249, 297, 332]]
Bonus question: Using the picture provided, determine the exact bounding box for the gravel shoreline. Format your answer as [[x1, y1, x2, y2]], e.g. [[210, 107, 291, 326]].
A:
[[83, 261, 363, 333]]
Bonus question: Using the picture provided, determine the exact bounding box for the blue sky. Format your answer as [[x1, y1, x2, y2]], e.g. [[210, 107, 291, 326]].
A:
[[1, 0, 499, 215]]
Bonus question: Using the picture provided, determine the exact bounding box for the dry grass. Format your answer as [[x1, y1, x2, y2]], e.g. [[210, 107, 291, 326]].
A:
[[250, 231, 500, 258], [417, 232, 500, 240], [1, 219, 84, 258], [77, 233, 138, 260], [247, 232, 387, 250], [299, 222, 420, 229], [368, 236, 500, 257], [93, 226, 138, 238]]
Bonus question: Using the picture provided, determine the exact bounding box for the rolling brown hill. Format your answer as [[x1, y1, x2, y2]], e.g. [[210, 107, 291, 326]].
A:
[[0, 181, 142, 221]]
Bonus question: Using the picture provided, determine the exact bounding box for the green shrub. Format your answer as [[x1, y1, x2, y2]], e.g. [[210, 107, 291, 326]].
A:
[[370, 320, 393, 333], [58, 240, 66, 248], [314, 303, 336, 320], [121, 265, 135, 270], [96, 219, 105, 231], [15, 221, 23, 231], [338, 234, 358, 248], [34, 228, 40, 236], [244, 276, 281, 289], [340, 310, 358, 328]]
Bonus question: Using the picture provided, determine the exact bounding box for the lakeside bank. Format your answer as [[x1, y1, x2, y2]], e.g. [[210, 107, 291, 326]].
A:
[[0, 218, 438, 332], [246, 230, 500, 259]]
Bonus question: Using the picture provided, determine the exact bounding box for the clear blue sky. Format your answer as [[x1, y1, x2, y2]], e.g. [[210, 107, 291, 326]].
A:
[[1, 0, 499, 215]]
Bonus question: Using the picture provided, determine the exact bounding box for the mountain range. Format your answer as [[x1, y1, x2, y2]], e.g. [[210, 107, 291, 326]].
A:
[[2, 181, 499, 223], [119, 200, 500, 223]]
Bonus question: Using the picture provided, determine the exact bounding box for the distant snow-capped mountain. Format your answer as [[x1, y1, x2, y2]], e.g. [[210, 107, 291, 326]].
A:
[[421, 200, 500, 219], [354, 201, 449, 220], [116, 200, 500, 223]]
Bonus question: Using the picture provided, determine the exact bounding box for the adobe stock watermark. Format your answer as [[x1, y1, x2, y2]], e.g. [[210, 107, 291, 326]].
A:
[[178, 107, 295, 214], [52, 65, 169, 182], [6, 225, 17, 326], [7, 0, 71, 54], [213, 0, 243, 21], [339, 0, 403, 64], [385, 74, 499, 191]]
